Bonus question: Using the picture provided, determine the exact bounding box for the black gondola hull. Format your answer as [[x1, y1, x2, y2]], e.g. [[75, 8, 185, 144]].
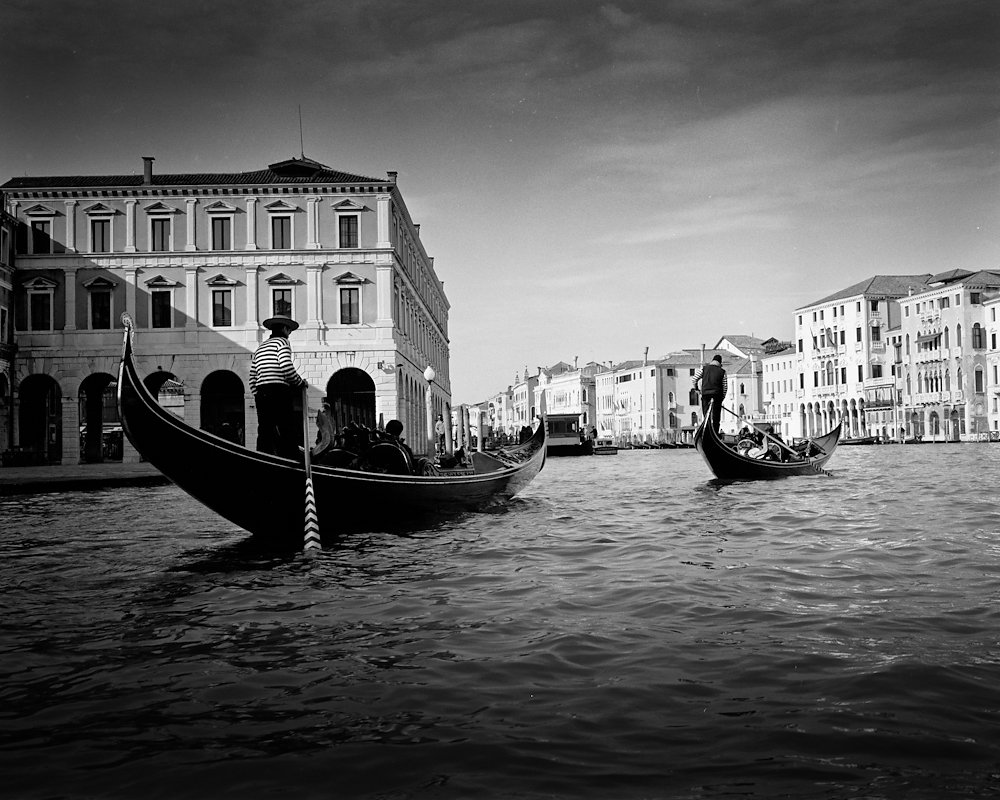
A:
[[117, 321, 546, 544], [694, 417, 841, 480]]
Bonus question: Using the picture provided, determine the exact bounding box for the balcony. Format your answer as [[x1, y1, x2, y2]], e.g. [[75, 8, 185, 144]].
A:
[[870, 341, 885, 352]]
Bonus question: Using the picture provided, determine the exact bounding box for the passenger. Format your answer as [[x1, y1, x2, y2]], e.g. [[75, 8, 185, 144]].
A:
[[385, 419, 416, 473]]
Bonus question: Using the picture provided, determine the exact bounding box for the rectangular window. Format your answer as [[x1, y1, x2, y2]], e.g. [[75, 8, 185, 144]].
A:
[[858, 365, 864, 382], [871, 364, 882, 379], [151, 218, 171, 252], [31, 220, 52, 254], [91, 219, 110, 253], [840, 330, 845, 345], [271, 216, 291, 249], [797, 338, 803, 353], [970, 292, 982, 305], [212, 289, 232, 327], [871, 325, 881, 340], [841, 367, 847, 383], [151, 291, 172, 328], [91, 291, 111, 329], [29, 291, 52, 331], [272, 288, 292, 317], [339, 215, 359, 248], [211, 217, 232, 250], [340, 287, 360, 324], [1, 227, 9, 264], [0, 306, 7, 342]]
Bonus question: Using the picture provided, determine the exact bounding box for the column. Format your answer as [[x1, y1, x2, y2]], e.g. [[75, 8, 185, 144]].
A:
[[306, 197, 319, 249], [245, 265, 260, 330], [376, 194, 392, 249], [125, 199, 137, 253], [185, 267, 199, 344], [375, 262, 393, 327], [245, 197, 258, 250], [124, 268, 139, 320], [64, 200, 77, 253], [305, 264, 325, 341], [64, 267, 78, 331], [185, 198, 198, 251]]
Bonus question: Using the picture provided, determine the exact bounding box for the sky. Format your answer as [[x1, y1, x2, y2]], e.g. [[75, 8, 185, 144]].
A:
[[3, 0, 998, 402]]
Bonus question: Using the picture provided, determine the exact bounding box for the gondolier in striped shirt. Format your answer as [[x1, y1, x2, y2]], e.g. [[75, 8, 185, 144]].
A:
[[693, 353, 727, 434], [249, 315, 307, 458]]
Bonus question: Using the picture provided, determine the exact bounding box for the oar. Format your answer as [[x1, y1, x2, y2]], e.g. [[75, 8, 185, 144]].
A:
[[301, 385, 321, 556]]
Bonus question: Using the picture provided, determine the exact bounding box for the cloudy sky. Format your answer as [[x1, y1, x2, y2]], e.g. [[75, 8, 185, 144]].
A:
[[3, 0, 997, 401]]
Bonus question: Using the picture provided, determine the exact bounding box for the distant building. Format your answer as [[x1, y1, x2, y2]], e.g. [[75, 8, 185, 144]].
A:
[[793, 275, 933, 437], [2, 155, 449, 464], [534, 358, 603, 436], [895, 269, 1000, 441]]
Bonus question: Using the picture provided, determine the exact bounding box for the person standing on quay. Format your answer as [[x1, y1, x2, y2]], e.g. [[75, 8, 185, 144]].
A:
[[250, 315, 308, 458], [693, 353, 727, 434]]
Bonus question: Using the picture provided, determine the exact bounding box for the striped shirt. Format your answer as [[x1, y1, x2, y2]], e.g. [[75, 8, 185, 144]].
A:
[[692, 364, 728, 395], [249, 335, 305, 394]]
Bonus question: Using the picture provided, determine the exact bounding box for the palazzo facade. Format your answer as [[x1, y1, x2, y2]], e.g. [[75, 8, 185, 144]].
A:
[[1, 155, 450, 464]]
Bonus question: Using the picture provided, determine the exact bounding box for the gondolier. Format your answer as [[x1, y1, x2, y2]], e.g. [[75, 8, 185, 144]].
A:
[[693, 354, 727, 434], [250, 315, 307, 458]]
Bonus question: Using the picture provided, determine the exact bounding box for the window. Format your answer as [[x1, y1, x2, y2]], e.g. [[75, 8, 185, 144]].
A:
[[0, 306, 8, 343], [858, 365, 864, 382], [271, 216, 291, 249], [151, 290, 172, 328], [90, 290, 111, 329], [31, 220, 52, 254], [872, 364, 882, 379], [841, 367, 847, 383], [212, 289, 233, 327], [340, 287, 360, 324], [339, 215, 358, 248], [975, 368, 984, 393], [956, 324, 962, 346], [797, 338, 803, 353], [211, 216, 232, 251], [1, 227, 9, 265], [90, 218, 111, 253], [870, 300, 879, 312], [28, 288, 53, 331], [972, 324, 985, 349], [150, 218, 171, 251], [272, 287, 292, 318], [840, 330, 845, 345], [871, 325, 881, 340], [971, 292, 982, 305]]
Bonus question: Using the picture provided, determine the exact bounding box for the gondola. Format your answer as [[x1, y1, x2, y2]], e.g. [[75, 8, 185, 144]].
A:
[[116, 317, 546, 545], [694, 409, 841, 480]]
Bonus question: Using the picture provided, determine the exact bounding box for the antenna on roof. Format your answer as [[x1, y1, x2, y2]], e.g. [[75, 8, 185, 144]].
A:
[[298, 105, 305, 159]]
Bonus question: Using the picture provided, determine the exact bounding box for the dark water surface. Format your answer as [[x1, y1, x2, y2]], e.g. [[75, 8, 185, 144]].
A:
[[2, 446, 1000, 799]]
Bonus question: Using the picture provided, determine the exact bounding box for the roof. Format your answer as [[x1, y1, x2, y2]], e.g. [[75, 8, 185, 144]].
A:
[[799, 274, 934, 309], [927, 269, 1000, 289], [1, 157, 384, 190]]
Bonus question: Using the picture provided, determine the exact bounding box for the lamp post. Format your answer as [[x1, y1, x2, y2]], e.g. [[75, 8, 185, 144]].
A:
[[424, 365, 435, 457]]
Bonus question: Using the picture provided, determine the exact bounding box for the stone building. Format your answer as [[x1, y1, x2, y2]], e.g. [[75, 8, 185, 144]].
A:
[[792, 275, 932, 438], [0, 193, 15, 454], [895, 269, 1000, 441], [2, 155, 450, 464]]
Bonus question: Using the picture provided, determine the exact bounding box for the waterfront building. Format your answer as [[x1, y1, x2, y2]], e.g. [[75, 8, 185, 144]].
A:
[[510, 367, 540, 435], [895, 269, 1000, 441], [2, 155, 449, 464], [987, 294, 1000, 436], [759, 341, 799, 439], [0, 194, 15, 454], [534, 358, 603, 436], [794, 275, 932, 438]]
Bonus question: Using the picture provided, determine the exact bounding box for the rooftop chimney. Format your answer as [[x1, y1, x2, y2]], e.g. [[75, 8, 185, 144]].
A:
[[387, 171, 397, 183], [142, 156, 155, 185]]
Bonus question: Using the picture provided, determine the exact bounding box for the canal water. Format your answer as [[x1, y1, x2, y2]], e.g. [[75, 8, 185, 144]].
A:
[[2, 445, 999, 799]]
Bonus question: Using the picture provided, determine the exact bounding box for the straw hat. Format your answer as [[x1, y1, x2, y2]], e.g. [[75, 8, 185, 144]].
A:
[[262, 315, 300, 332]]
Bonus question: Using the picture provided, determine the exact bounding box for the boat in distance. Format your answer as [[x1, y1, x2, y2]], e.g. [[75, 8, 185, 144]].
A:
[[545, 413, 594, 456], [116, 316, 546, 545], [694, 413, 841, 480]]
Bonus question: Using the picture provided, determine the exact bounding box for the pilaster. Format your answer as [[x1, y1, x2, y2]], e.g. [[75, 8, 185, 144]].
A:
[[64, 267, 78, 331], [245, 197, 258, 250], [185, 198, 198, 251], [125, 199, 137, 253], [64, 200, 78, 253]]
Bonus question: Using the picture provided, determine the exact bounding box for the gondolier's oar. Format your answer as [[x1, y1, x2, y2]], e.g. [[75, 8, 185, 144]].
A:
[[301, 385, 321, 556]]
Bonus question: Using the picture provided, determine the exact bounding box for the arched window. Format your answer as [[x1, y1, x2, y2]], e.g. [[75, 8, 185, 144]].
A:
[[905, 334, 910, 355], [975, 367, 985, 393], [945, 370, 950, 390], [972, 323, 985, 349], [826, 361, 835, 385], [956, 324, 963, 346], [943, 327, 949, 349]]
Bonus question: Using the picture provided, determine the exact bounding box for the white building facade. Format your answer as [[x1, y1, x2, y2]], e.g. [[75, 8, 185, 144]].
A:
[[3, 155, 450, 464]]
